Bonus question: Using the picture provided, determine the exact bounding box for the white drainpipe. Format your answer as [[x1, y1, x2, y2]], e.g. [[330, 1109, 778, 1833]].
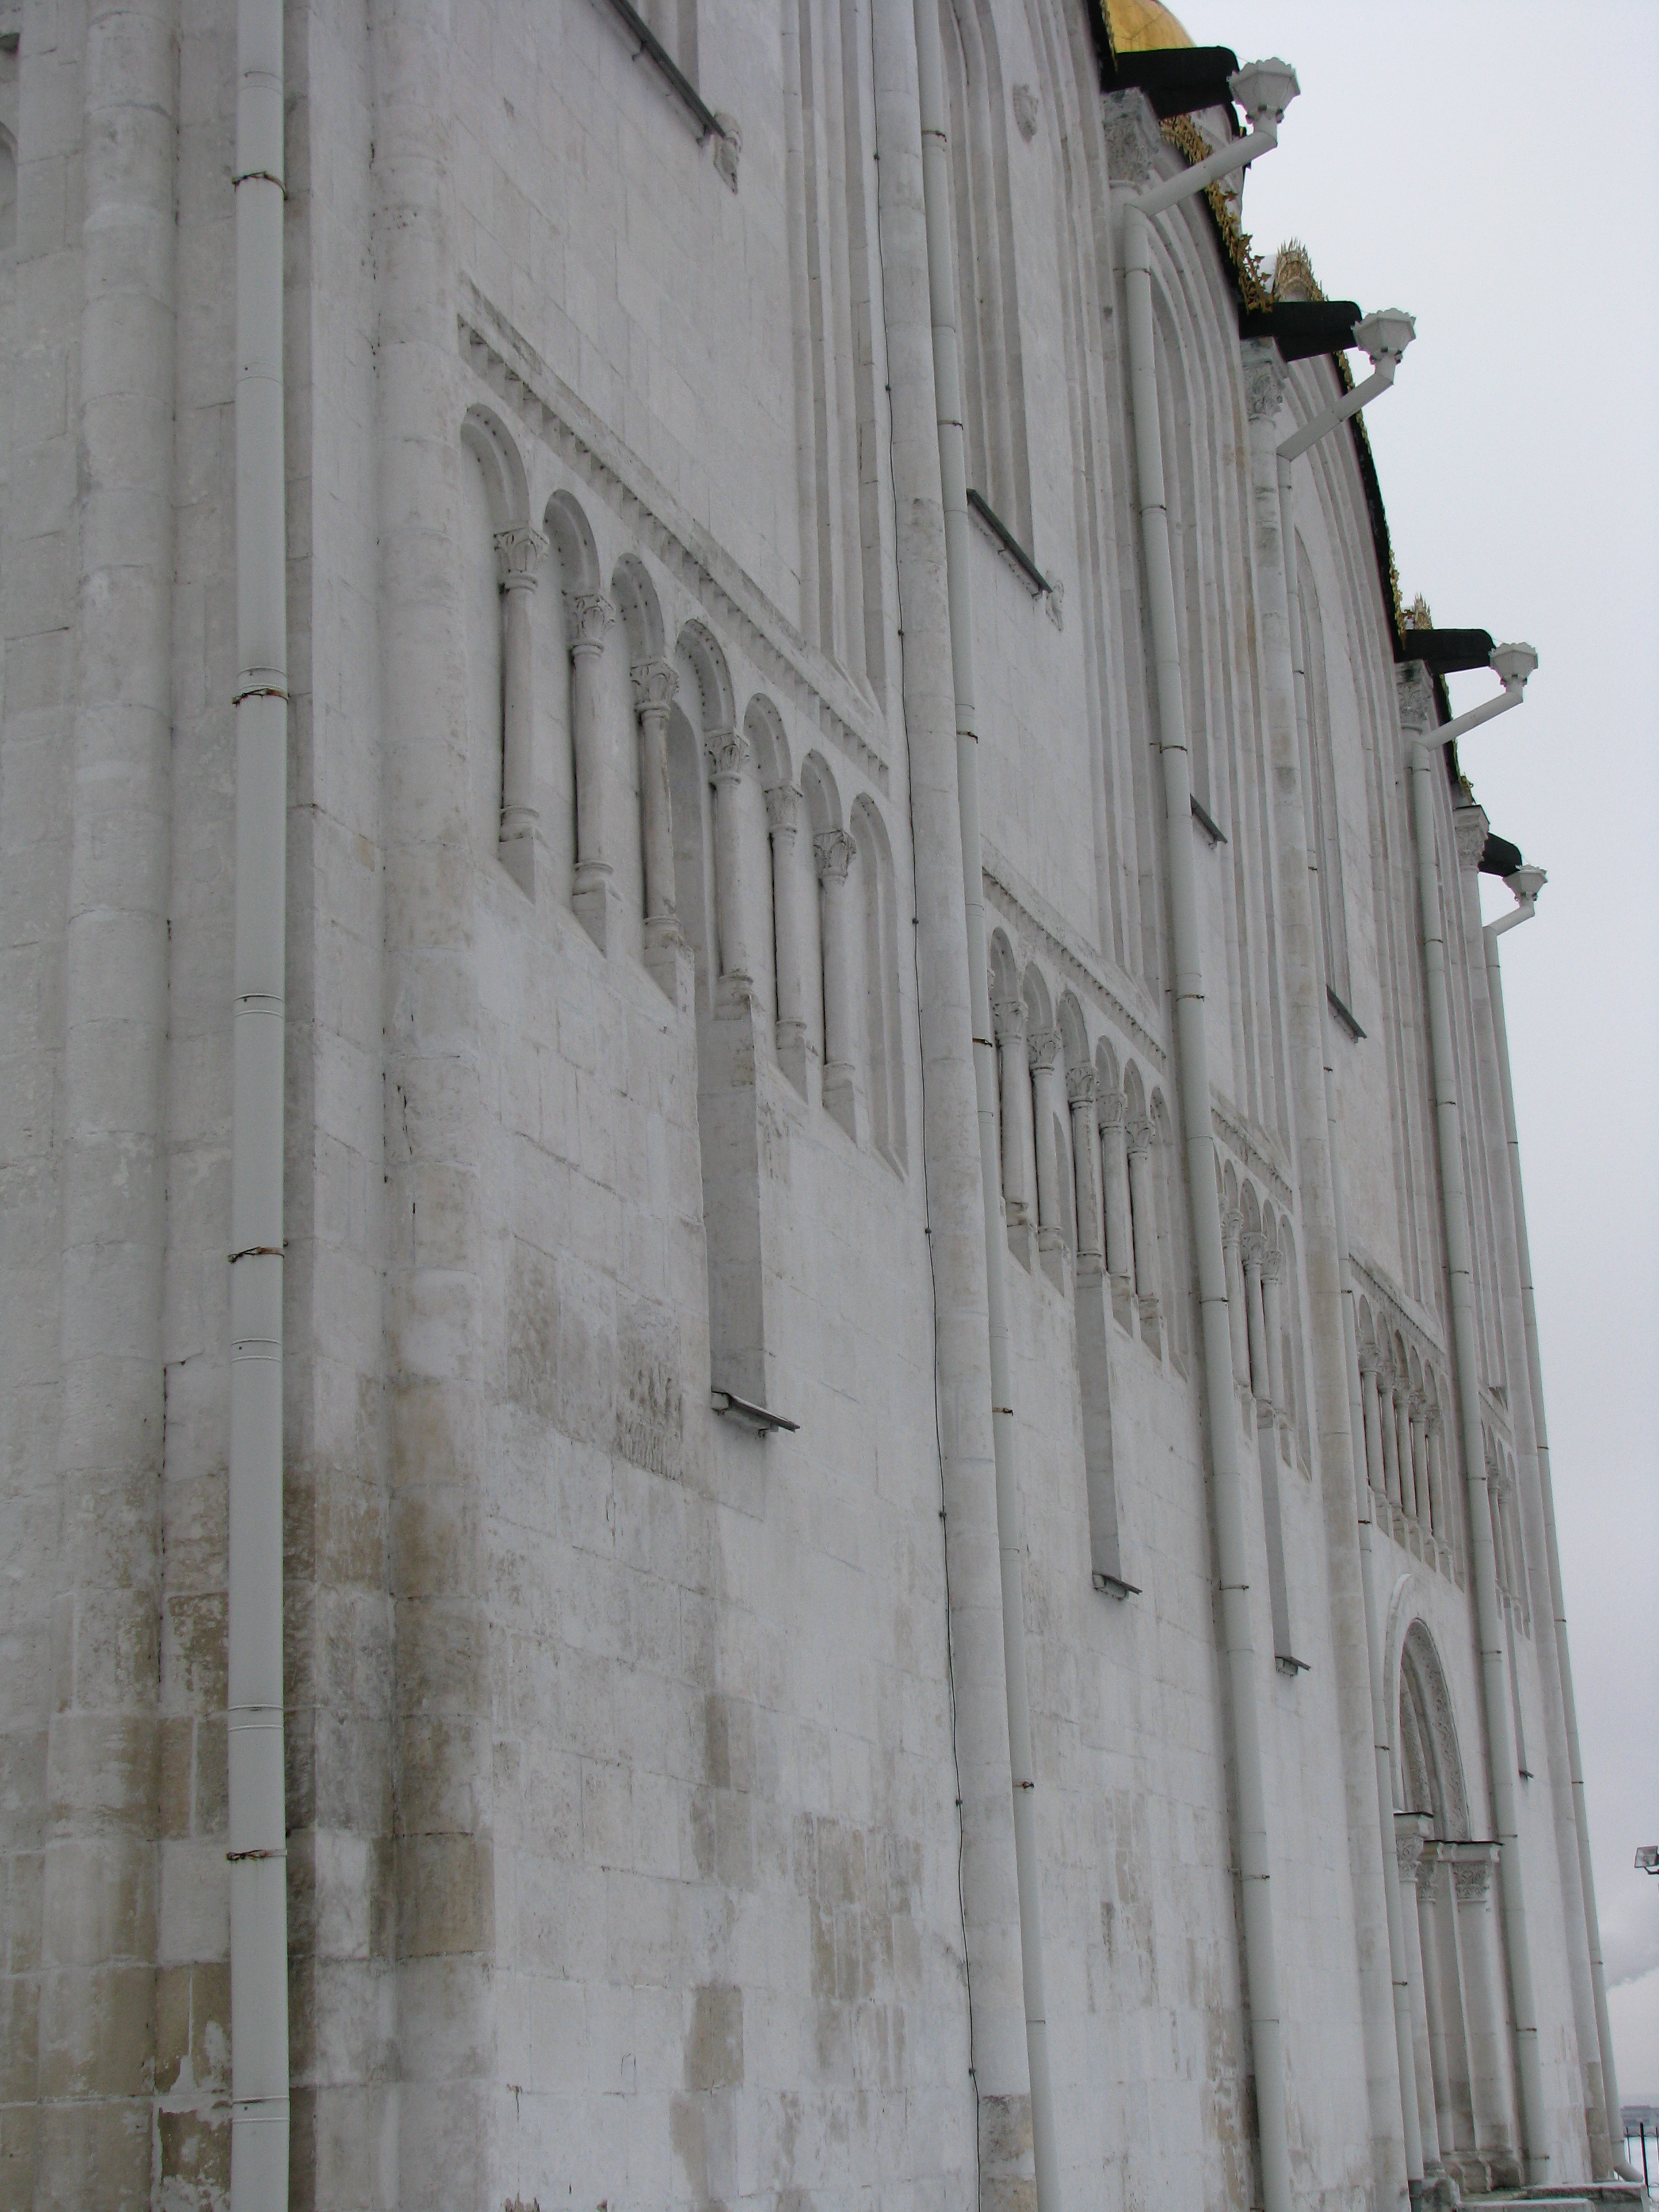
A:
[[1275, 346, 1429, 2197], [908, 0, 1058, 2194], [1120, 62, 1298, 2212], [229, 0, 290, 2198], [1405, 652, 1550, 2184], [1483, 884, 1636, 2179]]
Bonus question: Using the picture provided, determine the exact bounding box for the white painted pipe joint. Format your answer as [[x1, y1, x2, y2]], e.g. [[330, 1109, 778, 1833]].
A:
[[1489, 864, 1545, 937], [1410, 643, 1538, 756], [1132, 58, 1296, 218], [1277, 311, 1414, 463]]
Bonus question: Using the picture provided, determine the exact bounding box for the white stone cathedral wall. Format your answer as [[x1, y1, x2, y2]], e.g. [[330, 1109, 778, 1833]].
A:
[[0, 0, 1607, 2202]]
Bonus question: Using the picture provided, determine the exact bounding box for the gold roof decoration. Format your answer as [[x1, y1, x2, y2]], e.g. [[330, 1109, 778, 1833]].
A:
[[1401, 594, 1435, 633], [1107, 0, 1193, 52], [1270, 239, 1324, 305], [1159, 116, 1272, 312]]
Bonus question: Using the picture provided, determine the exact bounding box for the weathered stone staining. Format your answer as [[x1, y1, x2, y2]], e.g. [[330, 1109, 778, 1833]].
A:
[[0, 0, 1620, 2205]]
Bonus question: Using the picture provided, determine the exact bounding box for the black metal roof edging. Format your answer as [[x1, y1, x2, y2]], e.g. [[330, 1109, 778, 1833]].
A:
[[1397, 628, 1497, 676], [1239, 300, 1361, 361]]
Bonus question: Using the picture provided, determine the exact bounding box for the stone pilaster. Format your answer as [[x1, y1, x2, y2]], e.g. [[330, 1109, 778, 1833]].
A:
[[1126, 1116, 1160, 1351], [766, 783, 811, 1094], [704, 724, 753, 1004], [815, 827, 863, 1143], [494, 524, 546, 895], [569, 590, 617, 949], [632, 657, 689, 1008], [994, 998, 1033, 1268]]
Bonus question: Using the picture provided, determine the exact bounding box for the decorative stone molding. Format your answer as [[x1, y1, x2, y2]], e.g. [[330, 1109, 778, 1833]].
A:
[[1102, 88, 1164, 191], [1027, 1027, 1061, 1076], [1446, 1841, 1498, 1906], [1066, 1063, 1095, 1108], [631, 657, 679, 719], [1262, 1244, 1284, 1286], [570, 593, 618, 947], [1394, 659, 1437, 737], [1211, 1108, 1295, 1213], [703, 726, 751, 785], [1241, 338, 1288, 424], [712, 111, 741, 192], [459, 284, 887, 790], [992, 996, 1027, 1044], [1452, 800, 1490, 873], [632, 657, 682, 991], [982, 838, 1165, 1073], [1394, 1813, 1431, 1879], [814, 827, 855, 885], [1126, 1115, 1153, 1160], [570, 591, 616, 651], [494, 523, 546, 589], [1097, 1086, 1125, 1131], [765, 784, 811, 1094]]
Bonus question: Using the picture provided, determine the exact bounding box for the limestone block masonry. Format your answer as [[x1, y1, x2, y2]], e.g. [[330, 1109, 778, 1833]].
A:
[[0, 0, 1620, 2206]]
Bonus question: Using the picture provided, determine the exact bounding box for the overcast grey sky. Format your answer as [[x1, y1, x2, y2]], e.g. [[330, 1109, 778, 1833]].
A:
[[1172, 0, 1659, 2103]]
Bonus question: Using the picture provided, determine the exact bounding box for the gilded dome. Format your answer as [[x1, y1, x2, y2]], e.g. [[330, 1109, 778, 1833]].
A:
[[1107, 0, 1193, 52]]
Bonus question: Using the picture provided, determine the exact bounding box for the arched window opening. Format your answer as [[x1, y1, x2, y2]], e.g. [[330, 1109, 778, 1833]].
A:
[[937, 0, 1033, 549], [1391, 1623, 1498, 2194], [1149, 1091, 1186, 1364], [546, 491, 606, 941], [852, 795, 906, 1172], [1121, 1061, 1160, 1353], [1298, 537, 1355, 1013]]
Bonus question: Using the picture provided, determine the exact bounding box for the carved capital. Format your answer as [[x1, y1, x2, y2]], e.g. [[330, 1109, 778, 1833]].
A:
[[1395, 1828, 1427, 1878], [1453, 1862, 1491, 1904], [1358, 1344, 1378, 1377], [704, 726, 751, 785], [1066, 1063, 1096, 1108], [1102, 88, 1164, 190], [1126, 1115, 1153, 1159], [1097, 1086, 1126, 1130], [570, 591, 616, 652], [814, 827, 855, 885], [1394, 660, 1437, 737], [765, 783, 800, 837], [1026, 1027, 1061, 1076], [1425, 1404, 1443, 1436], [1447, 1841, 1498, 1906], [631, 657, 679, 720], [1241, 337, 1288, 424], [992, 996, 1027, 1044], [1452, 800, 1491, 873], [1262, 1244, 1284, 1286], [494, 525, 547, 590], [1221, 1206, 1243, 1252], [1240, 1231, 1266, 1272]]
